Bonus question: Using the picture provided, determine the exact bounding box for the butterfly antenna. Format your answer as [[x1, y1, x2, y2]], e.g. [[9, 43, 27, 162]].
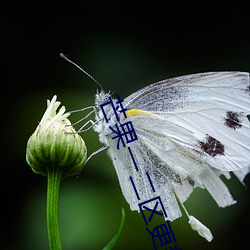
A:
[[60, 53, 104, 91]]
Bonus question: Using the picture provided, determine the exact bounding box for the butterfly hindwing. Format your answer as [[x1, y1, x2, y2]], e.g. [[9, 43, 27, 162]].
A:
[[127, 112, 237, 205], [107, 130, 182, 221]]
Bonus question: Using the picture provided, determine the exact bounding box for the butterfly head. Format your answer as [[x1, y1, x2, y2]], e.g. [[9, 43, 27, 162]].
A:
[[93, 90, 118, 145], [94, 89, 112, 108]]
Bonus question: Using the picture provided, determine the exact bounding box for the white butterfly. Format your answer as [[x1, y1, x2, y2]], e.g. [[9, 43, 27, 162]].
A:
[[62, 62, 249, 242]]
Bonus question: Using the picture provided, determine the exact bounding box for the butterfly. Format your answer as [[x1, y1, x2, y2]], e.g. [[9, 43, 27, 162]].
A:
[[61, 53, 250, 241], [89, 72, 250, 241]]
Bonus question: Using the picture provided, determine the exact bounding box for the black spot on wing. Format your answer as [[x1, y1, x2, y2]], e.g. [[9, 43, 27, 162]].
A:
[[246, 84, 250, 94], [187, 177, 195, 187], [199, 135, 225, 157], [224, 111, 243, 130]]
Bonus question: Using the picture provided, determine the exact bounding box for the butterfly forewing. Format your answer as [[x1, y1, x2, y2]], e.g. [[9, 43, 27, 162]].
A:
[[124, 72, 250, 173]]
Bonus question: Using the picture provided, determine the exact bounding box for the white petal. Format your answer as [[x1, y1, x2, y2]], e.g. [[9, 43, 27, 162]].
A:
[[40, 95, 71, 125], [189, 215, 213, 242]]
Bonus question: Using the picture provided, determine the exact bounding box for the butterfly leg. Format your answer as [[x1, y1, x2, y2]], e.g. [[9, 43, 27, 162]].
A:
[[85, 145, 108, 164], [76, 117, 104, 133], [68, 106, 100, 132], [70, 106, 96, 126], [77, 145, 108, 175]]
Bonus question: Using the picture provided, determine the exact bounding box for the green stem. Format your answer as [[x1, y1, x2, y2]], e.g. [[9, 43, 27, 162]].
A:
[[47, 165, 63, 250]]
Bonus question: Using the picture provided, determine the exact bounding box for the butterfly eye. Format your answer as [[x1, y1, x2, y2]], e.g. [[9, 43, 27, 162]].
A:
[[102, 96, 110, 104]]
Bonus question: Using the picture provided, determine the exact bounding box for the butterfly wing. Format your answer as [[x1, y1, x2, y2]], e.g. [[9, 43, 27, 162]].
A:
[[124, 72, 250, 173], [105, 72, 250, 221], [106, 128, 183, 221], [107, 111, 238, 221]]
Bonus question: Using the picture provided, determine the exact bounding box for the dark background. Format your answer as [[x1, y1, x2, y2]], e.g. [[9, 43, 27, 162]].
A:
[[2, 1, 250, 250]]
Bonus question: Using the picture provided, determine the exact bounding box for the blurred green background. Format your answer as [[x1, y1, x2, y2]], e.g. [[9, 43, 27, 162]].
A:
[[2, 1, 250, 250]]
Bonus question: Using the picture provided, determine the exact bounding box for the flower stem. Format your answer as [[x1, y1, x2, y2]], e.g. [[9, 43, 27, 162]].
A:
[[47, 165, 63, 250]]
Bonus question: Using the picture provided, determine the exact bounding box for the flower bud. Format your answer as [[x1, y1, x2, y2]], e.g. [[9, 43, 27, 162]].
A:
[[26, 95, 87, 178]]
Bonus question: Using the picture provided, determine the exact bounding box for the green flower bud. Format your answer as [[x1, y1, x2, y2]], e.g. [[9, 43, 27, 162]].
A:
[[26, 95, 87, 178]]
